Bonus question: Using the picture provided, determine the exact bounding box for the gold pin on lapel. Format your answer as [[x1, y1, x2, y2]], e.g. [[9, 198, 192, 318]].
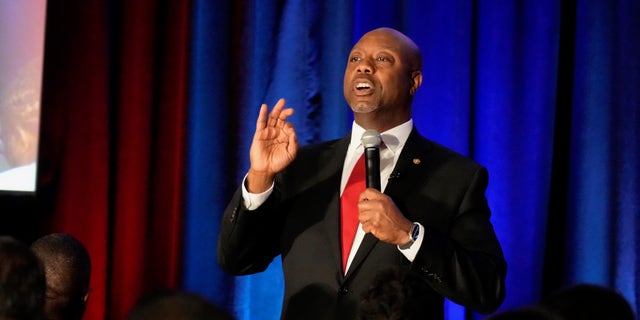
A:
[[412, 158, 421, 165]]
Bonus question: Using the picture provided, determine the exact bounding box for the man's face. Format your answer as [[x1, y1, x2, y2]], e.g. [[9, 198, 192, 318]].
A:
[[1, 88, 40, 166], [343, 30, 415, 115]]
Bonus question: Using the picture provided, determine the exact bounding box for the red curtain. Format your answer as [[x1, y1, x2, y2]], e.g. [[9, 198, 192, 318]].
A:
[[38, 1, 191, 319]]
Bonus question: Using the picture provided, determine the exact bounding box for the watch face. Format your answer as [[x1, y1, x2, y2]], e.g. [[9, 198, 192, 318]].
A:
[[411, 224, 420, 241]]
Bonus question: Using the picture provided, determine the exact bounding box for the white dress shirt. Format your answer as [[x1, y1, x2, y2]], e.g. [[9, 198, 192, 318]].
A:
[[242, 119, 424, 273]]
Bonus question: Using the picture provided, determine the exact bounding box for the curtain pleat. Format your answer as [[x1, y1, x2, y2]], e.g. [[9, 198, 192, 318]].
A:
[[38, 2, 111, 319], [36, 1, 190, 319], [110, 0, 190, 318], [183, 0, 235, 307], [565, 0, 640, 309]]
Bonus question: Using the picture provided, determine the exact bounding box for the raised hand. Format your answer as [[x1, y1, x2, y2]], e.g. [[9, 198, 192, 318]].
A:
[[246, 98, 298, 193]]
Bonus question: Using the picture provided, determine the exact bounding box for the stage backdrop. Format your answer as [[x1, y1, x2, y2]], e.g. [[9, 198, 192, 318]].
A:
[[17, 0, 639, 319]]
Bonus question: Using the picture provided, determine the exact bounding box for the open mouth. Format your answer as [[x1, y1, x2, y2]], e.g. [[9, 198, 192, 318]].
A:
[[353, 79, 374, 95], [356, 82, 371, 90]]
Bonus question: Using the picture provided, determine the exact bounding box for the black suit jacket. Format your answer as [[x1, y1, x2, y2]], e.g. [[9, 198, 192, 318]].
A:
[[218, 128, 506, 319]]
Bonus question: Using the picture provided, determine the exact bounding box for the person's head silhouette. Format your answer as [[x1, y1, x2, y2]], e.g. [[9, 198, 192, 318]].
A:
[[0, 235, 45, 320], [31, 233, 91, 320]]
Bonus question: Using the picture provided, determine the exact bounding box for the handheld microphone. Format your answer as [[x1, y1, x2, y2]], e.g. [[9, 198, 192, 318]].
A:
[[361, 130, 382, 190]]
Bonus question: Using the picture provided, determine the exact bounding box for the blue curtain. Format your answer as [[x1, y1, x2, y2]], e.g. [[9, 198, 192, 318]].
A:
[[184, 0, 640, 319], [566, 0, 639, 305], [183, 0, 231, 306]]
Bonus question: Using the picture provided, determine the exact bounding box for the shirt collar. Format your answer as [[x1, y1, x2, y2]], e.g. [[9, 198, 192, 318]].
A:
[[349, 119, 413, 155]]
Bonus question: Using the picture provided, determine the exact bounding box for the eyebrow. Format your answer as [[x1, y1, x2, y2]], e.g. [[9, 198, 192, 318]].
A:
[[350, 47, 399, 55]]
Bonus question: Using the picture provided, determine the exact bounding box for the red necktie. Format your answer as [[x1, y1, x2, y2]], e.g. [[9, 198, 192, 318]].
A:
[[340, 153, 365, 272]]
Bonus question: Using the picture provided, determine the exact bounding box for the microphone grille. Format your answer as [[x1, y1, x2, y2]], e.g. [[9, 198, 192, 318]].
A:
[[361, 129, 381, 148]]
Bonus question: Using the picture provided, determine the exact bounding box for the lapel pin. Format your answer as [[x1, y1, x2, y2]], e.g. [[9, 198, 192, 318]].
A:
[[413, 158, 421, 165]]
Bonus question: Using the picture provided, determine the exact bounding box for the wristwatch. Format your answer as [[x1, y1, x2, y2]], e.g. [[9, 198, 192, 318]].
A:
[[403, 222, 420, 247]]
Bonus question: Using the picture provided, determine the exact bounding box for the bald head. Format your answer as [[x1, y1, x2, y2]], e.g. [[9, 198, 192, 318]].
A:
[[30, 233, 91, 320], [361, 27, 423, 72]]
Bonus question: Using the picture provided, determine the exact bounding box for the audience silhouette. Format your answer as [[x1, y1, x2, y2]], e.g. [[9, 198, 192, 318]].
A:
[[0, 235, 45, 320], [485, 283, 636, 320], [30, 233, 91, 320], [127, 290, 235, 320], [541, 284, 635, 320]]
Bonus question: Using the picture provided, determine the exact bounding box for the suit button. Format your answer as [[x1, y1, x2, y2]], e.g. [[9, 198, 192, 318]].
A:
[[338, 287, 350, 296]]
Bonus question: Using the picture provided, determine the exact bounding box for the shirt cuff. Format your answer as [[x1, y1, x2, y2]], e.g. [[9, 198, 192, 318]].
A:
[[241, 173, 274, 210], [398, 223, 425, 262]]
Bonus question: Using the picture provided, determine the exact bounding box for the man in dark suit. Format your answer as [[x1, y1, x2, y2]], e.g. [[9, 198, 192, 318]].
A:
[[217, 27, 506, 319]]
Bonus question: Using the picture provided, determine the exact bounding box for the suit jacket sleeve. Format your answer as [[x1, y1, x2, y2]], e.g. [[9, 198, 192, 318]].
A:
[[409, 165, 506, 314], [217, 138, 345, 278], [217, 186, 284, 275]]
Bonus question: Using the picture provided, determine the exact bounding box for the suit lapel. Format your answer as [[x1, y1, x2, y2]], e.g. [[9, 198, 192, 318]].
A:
[[384, 128, 434, 198], [344, 233, 378, 279], [318, 135, 351, 277]]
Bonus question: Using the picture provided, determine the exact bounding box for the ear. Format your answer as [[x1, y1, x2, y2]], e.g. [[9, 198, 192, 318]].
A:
[[409, 70, 422, 96]]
